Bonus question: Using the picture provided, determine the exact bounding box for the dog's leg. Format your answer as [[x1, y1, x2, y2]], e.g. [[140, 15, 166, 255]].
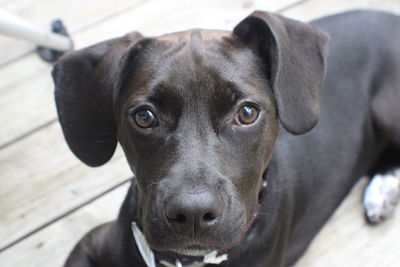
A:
[[64, 222, 115, 267], [367, 58, 400, 224], [363, 169, 400, 224], [64, 241, 98, 267]]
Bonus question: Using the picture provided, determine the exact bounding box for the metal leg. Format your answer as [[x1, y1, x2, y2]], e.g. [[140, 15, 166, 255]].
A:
[[36, 19, 72, 62], [0, 10, 73, 62]]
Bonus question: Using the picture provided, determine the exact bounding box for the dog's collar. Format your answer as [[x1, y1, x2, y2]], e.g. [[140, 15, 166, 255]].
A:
[[131, 222, 228, 267]]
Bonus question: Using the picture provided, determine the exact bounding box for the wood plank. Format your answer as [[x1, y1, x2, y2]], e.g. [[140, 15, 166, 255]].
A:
[[0, 182, 130, 267], [0, 0, 300, 250], [283, 0, 400, 21], [0, 122, 132, 249], [297, 178, 400, 266], [0, 0, 145, 66], [0, 0, 300, 147]]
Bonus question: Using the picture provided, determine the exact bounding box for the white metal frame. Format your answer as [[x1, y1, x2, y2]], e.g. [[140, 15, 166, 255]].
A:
[[0, 10, 73, 52]]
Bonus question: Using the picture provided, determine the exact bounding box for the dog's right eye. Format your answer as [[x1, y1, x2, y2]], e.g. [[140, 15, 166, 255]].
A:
[[236, 104, 260, 125], [133, 109, 158, 128]]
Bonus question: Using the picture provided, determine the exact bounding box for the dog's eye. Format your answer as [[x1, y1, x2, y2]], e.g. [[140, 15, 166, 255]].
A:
[[133, 109, 158, 128], [237, 105, 259, 125]]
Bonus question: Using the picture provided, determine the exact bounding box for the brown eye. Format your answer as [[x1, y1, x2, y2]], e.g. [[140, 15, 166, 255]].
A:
[[237, 105, 259, 125], [134, 109, 158, 128]]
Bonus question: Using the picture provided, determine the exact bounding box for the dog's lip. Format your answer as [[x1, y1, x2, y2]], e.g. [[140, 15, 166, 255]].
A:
[[247, 205, 260, 227]]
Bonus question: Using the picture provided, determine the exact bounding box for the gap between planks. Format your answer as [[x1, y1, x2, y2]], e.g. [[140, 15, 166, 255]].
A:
[[0, 178, 131, 253]]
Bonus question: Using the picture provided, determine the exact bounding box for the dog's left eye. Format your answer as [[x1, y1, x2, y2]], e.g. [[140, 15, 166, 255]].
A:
[[133, 109, 158, 128], [237, 105, 260, 125]]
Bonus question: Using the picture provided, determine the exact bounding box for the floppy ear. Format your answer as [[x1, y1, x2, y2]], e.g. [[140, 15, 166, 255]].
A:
[[234, 11, 329, 134], [52, 32, 144, 167]]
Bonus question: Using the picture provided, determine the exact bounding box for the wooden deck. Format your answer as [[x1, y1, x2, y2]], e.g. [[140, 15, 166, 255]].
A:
[[0, 0, 399, 266]]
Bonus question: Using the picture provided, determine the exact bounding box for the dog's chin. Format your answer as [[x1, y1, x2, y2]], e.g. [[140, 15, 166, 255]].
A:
[[147, 230, 245, 258]]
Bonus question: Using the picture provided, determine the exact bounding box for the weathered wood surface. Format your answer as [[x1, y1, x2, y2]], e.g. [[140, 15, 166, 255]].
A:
[[0, 122, 132, 249], [0, 183, 130, 267], [0, 0, 399, 266]]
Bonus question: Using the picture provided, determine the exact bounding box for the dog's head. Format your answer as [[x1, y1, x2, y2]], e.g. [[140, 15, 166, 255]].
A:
[[53, 11, 328, 256]]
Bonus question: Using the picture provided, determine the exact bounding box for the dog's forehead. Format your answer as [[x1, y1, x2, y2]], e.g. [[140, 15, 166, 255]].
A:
[[152, 29, 239, 78], [156, 28, 231, 42], [127, 29, 270, 107]]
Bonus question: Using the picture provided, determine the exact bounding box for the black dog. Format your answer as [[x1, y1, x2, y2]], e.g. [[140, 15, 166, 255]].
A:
[[52, 10, 400, 267]]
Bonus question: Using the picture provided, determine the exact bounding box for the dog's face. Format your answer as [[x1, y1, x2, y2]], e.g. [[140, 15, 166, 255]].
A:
[[115, 30, 279, 254], [53, 11, 328, 256]]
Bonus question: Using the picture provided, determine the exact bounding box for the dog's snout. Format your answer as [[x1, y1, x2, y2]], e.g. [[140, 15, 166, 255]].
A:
[[165, 191, 223, 236]]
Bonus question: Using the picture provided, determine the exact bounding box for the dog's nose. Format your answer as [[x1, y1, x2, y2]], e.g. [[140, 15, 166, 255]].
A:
[[165, 191, 223, 235]]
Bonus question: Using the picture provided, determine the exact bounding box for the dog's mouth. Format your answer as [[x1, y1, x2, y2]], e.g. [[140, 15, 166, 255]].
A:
[[139, 174, 268, 258], [152, 236, 233, 258], [143, 212, 249, 258]]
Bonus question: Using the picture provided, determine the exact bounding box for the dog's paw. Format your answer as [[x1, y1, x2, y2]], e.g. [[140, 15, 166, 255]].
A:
[[363, 170, 400, 224]]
